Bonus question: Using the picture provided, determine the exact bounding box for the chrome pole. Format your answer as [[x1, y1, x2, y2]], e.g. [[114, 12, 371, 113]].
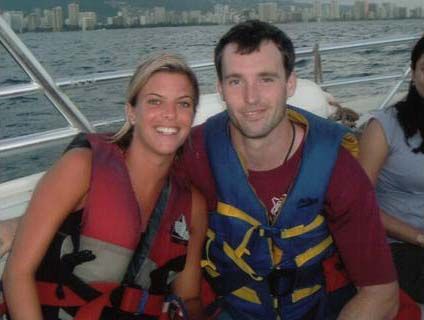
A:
[[378, 66, 411, 110], [0, 16, 94, 132]]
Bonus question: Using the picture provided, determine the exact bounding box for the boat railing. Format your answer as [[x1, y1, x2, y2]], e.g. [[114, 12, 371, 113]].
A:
[[0, 14, 420, 157]]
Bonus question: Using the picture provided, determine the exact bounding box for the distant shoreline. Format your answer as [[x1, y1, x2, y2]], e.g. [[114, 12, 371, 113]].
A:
[[11, 17, 421, 34]]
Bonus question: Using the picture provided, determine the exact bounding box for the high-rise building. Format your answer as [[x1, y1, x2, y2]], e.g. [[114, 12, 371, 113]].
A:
[[368, 3, 378, 19], [2, 11, 24, 33], [214, 4, 230, 25], [153, 7, 166, 24], [353, 1, 366, 19], [364, 0, 369, 18], [68, 3, 80, 27], [258, 2, 278, 22], [52, 6, 63, 31], [381, 2, 394, 19], [79, 12, 96, 30], [120, 7, 129, 26], [314, 0, 322, 21], [42, 9, 53, 29], [27, 12, 41, 31], [330, 0, 340, 19], [188, 10, 201, 24]]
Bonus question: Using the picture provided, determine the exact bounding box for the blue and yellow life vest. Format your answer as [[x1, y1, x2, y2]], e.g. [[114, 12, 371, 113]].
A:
[[202, 107, 355, 320]]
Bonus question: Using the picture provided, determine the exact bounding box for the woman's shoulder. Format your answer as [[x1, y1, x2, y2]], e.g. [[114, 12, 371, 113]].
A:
[[371, 107, 398, 126], [59, 147, 92, 179], [370, 107, 401, 140]]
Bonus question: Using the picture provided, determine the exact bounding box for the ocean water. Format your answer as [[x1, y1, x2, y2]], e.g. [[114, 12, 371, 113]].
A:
[[0, 19, 423, 182]]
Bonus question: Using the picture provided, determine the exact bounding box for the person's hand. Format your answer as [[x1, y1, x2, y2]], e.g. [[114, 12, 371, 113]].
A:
[[0, 217, 19, 257]]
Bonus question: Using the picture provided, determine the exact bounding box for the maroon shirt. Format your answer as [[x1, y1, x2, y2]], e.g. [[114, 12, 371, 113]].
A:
[[182, 124, 396, 287]]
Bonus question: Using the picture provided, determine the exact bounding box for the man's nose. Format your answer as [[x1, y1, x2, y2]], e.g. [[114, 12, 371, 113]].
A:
[[244, 81, 259, 105]]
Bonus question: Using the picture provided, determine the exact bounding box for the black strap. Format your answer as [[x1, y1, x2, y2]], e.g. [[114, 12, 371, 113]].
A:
[[207, 262, 323, 298], [56, 250, 99, 301], [99, 306, 157, 320], [149, 255, 186, 295], [268, 263, 324, 297], [122, 181, 171, 285], [65, 132, 91, 153]]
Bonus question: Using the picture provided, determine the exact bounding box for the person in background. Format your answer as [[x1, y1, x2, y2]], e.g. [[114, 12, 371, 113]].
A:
[[183, 20, 398, 320], [2, 53, 207, 320], [359, 36, 424, 305]]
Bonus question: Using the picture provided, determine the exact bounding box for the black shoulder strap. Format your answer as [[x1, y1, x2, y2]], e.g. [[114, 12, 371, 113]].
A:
[[122, 180, 171, 285]]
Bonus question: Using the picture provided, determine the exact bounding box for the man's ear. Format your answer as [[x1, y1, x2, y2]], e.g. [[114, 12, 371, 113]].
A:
[[126, 103, 136, 125], [287, 71, 297, 98]]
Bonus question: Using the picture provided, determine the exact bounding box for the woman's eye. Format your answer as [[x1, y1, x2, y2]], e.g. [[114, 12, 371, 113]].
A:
[[179, 101, 192, 108], [147, 99, 161, 105]]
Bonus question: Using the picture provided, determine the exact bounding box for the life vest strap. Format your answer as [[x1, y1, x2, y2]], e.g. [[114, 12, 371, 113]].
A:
[[110, 285, 164, 315], [37, 282, 116, 306], [207, 259, 325, 302], [36, 281, 164, 317]]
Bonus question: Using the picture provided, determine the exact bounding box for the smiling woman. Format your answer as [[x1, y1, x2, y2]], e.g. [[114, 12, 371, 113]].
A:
[[2, 53, 207, 320]]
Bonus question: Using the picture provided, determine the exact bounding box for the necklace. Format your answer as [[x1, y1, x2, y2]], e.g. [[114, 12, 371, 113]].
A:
[[269, 120, 296, 225]]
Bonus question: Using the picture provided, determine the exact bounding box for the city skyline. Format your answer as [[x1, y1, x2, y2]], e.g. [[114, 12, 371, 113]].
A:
[[2, 0, 422, 34]]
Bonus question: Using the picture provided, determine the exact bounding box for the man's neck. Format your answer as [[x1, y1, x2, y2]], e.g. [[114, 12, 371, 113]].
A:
[[231, 118, 303, 171]]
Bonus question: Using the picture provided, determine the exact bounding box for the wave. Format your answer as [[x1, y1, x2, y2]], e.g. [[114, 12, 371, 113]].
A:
[[0, 78, 29, 85]]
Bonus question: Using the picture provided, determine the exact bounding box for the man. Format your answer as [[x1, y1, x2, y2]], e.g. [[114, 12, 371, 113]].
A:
[[183, 20, 398, 319]]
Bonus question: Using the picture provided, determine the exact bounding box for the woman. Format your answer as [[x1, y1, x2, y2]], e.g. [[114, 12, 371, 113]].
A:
[[2, 53, 207, 320], [359, 36, 424, 304]]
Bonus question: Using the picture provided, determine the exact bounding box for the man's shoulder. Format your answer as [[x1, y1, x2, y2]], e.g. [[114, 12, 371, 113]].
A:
[[329, 145, 372, 194]]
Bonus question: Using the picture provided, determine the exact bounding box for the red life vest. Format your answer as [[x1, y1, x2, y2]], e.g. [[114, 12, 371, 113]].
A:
[[32, 134, 192, 319]]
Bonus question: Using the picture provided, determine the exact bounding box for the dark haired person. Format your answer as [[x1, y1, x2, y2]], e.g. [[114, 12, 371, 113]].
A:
[[184, 20, 398, 319], [360, 36, 424, 305]]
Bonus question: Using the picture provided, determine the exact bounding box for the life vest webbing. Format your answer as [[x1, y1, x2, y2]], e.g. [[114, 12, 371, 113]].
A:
[[123, 182, 170, 286], [36, 281, 164, 316]]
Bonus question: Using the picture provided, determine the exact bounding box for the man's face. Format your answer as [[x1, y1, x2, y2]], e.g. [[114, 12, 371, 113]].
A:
[[217, 40, 296, 139]]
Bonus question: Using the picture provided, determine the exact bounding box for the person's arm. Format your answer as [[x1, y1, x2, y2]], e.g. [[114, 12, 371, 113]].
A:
[[2, 148, 91, 320], [326, 147, 398, 319], [337, 282, 399, 320], [0, 134, 91, 258], [359, 119, 424, 246], [172, 187, 207, 320]]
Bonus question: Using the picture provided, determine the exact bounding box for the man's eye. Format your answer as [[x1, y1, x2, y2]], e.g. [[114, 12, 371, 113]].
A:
[[262, 77, 274, 83], [228, 79, 240, 86]]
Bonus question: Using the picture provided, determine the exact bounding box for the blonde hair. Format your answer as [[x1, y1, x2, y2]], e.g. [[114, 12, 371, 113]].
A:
[[111, 53, 199, 149]]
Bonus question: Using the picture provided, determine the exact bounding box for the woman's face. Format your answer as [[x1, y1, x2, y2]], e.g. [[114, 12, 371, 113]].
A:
[[127, 71, 195, 157], [412, 54, 424, 98]]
